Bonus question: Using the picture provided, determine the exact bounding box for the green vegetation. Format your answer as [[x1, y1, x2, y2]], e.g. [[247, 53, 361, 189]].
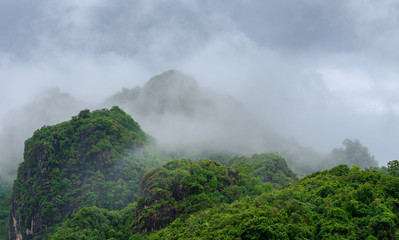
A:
[[150, 164, 399, 239], [388, 160, 399, 177], [49, 203, 137, 240], [0, 183, 10, 240], [47, 161, 399, 240], [135, 158, 275, 232], [227, 153, 297, 188], [49, 155, 292, 239], [5, 106, 398, 240], [8, 107, 171, 239]]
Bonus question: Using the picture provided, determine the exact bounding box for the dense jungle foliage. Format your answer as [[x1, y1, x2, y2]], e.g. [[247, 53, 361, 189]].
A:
[[49, 163, 399, 240], [151, 164, 399, 239], [2, 106, 398, 239], [49, 155, 295, 239]]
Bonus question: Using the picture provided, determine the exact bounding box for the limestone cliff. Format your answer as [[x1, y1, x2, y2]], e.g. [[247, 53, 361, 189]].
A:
[[8, 107, 149, 239]]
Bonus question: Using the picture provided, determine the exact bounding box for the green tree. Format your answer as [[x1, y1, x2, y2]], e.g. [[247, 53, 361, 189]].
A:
[[388, 160, 399, 177], [331, 139, 378, 169]]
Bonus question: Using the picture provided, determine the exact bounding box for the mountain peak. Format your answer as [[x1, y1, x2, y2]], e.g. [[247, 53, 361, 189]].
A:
[[143, 70, 199, 95]]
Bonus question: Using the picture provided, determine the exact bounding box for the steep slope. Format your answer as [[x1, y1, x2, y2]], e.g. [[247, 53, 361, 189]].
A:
[[8, 107, 161, 240]]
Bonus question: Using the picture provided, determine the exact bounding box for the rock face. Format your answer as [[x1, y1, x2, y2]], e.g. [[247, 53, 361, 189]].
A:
[[8, 107, 148, 240]]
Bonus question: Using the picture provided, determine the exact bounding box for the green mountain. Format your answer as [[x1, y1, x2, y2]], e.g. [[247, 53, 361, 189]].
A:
[[8, 107, 170, 239], [6, 107, 299, 239], [4, 106, 397, 240], [2, 70, 382, 239]]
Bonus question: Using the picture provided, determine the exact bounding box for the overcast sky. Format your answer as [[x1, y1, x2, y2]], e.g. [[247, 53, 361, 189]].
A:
[[0, 0, 398, 165]]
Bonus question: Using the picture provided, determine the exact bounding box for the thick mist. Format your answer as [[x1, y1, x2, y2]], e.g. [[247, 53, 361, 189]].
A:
[[0, 70, 380, 180], [0, 89, 89, 184], [1, 0, 398, 180], [104, 70, 285, 153]]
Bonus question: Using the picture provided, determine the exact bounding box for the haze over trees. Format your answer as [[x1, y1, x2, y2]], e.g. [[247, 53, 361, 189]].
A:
[[1, 0, 397, 238], [3, 105, 393, 239], [6, 107, 297, 239], [0, 70, 376, 187], [103, 70, 380, 176], [0, 71, 389, 239]]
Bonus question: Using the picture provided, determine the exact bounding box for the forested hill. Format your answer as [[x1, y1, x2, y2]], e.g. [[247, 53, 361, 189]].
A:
[[6, 107, 298, 239], [4, 107, 399, 239], [50, 164, 399, 239], [49, 154, 297, 239], [150, 165, 399, 239], [8, 107, 169, 239]]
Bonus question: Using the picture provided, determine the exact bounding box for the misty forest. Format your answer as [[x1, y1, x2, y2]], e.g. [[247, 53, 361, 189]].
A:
[[1, 1, 399, 240], [0, 70, 396, 240]]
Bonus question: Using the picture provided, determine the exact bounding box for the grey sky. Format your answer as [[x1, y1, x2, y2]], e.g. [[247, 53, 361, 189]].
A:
[[0, 0, 398, 165]]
